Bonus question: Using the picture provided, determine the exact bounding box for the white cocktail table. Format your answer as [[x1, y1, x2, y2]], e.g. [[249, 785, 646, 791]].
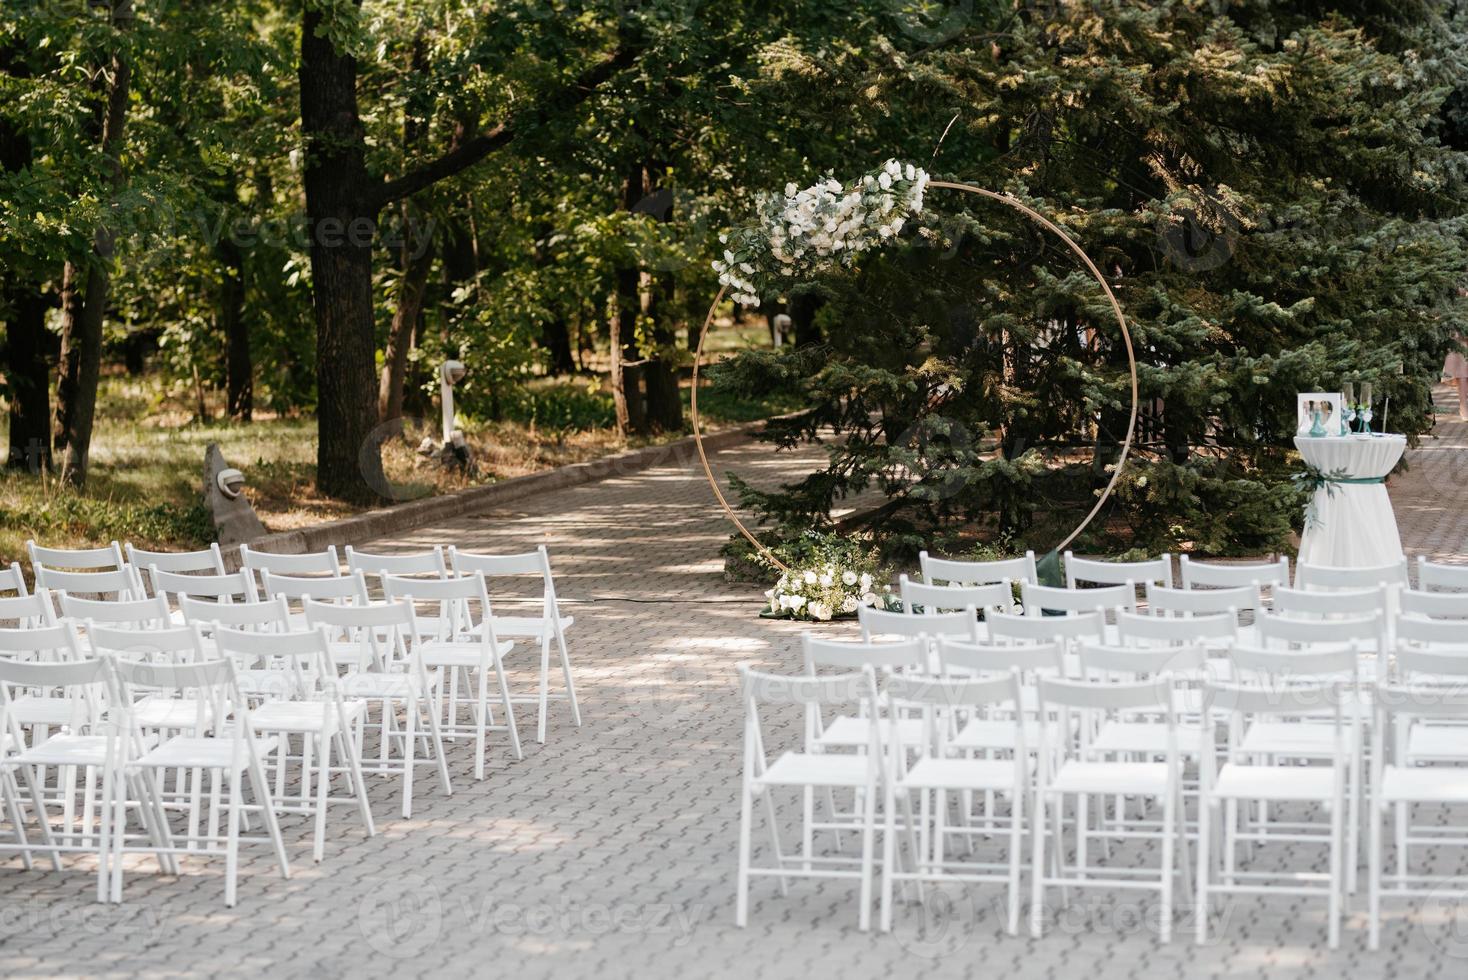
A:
[[1293, 433, 1406, 568]]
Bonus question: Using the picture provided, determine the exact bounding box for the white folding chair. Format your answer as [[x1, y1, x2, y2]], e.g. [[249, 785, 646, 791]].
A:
[[1273, 585, 1392, 620], [34, 567, 142, 602], [735, 665, 882, 930], [1196, 681, 1348, 948], [386, 572, 522, 775], [261, 569, 370, 634], [1, 562, 28, 597], [108, 656, 289, 905], [1021, 581, 1136, 618], [27, 540, 127, 573], [879, 671, 1029, 935], [1179, 555, 1290, 591], [898, 575, 1013, 616], [150, 567, 257, 611], [918, 550, 1038, 586], [125, 544, 227, 598], [986, 610, 1103, 649], [1368, 686, 1468, 950], [1295, 558, 1409, 591], [213, 625, 376, 861], [179, 595, 293, 634], [1255, 610, 1386, 654], [57, 592, 173, 631], [0, 655, 120, 900], [303, 599, 452, 818], [1227, 645, 1364, 893], [239, 545, 341, 595], [1030, 674, 1187, 940], [1116, 610, 1237, 649], [1144, 583, 1261, 621], [345, 546, 447, 598], [0, 589, 59, 629], [1399, 588, 1468, 620], [1391, 647, 1468, 770], [1065, 552, 1173, 589], [803, 635, 928, 750], [1414, 558, 1468, 593], [857, 605, 980, 644], [448, 546, 580, 744]]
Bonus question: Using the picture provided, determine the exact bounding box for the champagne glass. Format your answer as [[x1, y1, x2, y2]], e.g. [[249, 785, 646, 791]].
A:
[[1360, 382, 1374, 433], [1341, 381, 1355, 435]]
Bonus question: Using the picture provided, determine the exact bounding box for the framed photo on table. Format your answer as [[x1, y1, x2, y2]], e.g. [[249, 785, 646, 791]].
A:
[[1297, 392, 1344, 435]]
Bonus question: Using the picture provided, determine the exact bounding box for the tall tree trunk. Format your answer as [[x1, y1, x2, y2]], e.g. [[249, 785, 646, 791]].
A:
[[608, 266, 644, 436], [642, 271, 683, 432], [542, 319, 574, 375], [378, 206, 435, 422], [0, 46, 50, 473], [219, 236, 252, 420], [3, 288, 52, 473], [300, 1, 384, 502], [789, 291, 822, 347], [53, 0, 132, 487]]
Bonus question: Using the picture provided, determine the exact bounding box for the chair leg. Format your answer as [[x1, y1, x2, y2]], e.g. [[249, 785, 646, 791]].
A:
[[1368, 784, 1382, 951], [880, 782, 898, 932], [18, 764, 64, 873], [736, 781, 753, 927], [536, 632, 551, 744], [1329, 778, 1345, 949], [555, 626, 581, 727], [225, 764, 242, 907], [244, 751, 291, 882], [801, 786, 814, 873], [1160, 788, 1175, 943], [474, 666, 489, 781], [401, 696, 417, 819], [858, 778, 877, 932], [1031, 789, 1047, 938], [1007, 781, 1023, 936], [2, 769, 37, 872], [313, 733, 332, 863], [1196, 794, 1211, 945], [493, 657, 523, 761], [338, 728, 376, 838]]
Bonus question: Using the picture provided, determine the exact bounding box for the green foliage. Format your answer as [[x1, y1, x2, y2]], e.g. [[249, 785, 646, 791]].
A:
[[0, 493, 213, 551], [713, 0, 1468, 558]]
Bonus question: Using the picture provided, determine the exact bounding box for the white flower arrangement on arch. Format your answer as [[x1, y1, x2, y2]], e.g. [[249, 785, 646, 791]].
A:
[[712, 159, 930, 306]]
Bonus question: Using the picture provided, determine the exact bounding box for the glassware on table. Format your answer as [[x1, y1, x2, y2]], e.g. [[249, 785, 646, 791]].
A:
[[1359, 382, 1373, 434], [1309, 401, 1327, 437], [1340, 382, 1355, 435]]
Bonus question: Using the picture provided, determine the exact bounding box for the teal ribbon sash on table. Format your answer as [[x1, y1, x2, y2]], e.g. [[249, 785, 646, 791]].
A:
[[1292, 465, 1386, 530]]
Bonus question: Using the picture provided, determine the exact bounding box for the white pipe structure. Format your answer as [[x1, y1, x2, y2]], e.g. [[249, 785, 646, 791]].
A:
[[440, 360, 466, 445]]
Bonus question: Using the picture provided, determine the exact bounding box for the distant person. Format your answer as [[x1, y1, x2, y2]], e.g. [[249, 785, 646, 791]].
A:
[[1447, 336, 1468, 421]]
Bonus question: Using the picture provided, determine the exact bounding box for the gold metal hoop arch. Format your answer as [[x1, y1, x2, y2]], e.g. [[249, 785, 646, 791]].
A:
[[690, 179, 1140, 576]]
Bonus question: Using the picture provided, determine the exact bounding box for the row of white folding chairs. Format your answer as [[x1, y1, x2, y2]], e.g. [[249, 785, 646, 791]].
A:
[[7, 542, 581, 745], [740, 640, 1468, 947], [914, 549, 1467, 592]]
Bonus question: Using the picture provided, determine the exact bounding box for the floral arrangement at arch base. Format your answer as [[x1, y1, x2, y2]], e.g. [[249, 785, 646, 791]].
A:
[[762, 562, 902, 622]]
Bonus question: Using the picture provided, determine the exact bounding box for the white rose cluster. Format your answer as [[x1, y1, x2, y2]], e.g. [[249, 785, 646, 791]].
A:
[[763, 562, 899, 623], [712, 159, 930, 306]]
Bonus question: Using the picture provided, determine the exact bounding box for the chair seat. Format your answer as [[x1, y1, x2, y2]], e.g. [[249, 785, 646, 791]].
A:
[[5, 734, 113, 768], [1406, 725, 1468, 762], [1047, 761, 1170, 796], [131, 734, 279, 770], [757, 752, 873, 788], [901, 757, 1024, 792], [815, 714, 923, 748], [10, 697, 78, 728], [1213, 763, 1339, 802], [468, 614, 573, 639], [416, 639, 516, 668], [952, 718, 1053, 752], [1381, 766, 1468, 805], [250, 699, 367, 733], [1239, 722, 1353, 758], [131, 697, 215, 732], [1091, 721, 1208, 757], [338, 669, 438, 700]]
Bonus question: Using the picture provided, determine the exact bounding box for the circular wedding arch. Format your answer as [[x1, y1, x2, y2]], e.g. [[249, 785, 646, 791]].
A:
[[690, 179, 1140, 576]]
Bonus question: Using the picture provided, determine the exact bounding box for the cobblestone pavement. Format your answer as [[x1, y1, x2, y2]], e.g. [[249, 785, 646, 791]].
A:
[[3, 394, 1467, 979]]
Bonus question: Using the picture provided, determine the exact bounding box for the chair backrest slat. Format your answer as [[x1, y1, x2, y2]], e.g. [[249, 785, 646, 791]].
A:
[[1065, 552, 1172, 588], [1179, 555, 1290, 590], [34, 566, 141, 601], [1400, 588, 1468, 620], [1144, 583, 1259, 618], [262, 569, 368, 603], [987, 610, 1103, 645], [1273, 585, 1389, 618], [1256, 611, 1383, 649], [1021, 582, 1136, 616], [1417, 558, 1468, 593], [918, 550, 1039, 586], [240, 544, 341, 578], [937, 637, 1065, 676], [1079, 641, 1206, 678], [58, 592, 172, 629], [898, 575, 1013, 615], [0, 561, 28, 597], [1116, 610, 1236, 647], [1295, 558, 1408, 590], [27, 539, 126, 572], [802, 635, 926, 672], [856, 605, 979, 643], [0, 588, 57, 628]]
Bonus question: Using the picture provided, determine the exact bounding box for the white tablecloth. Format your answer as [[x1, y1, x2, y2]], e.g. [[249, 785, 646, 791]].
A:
[[1294, 434, 1406, 568]]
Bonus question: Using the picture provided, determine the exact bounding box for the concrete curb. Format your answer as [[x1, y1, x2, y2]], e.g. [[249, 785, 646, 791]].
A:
[[230, 421, 763, 558]]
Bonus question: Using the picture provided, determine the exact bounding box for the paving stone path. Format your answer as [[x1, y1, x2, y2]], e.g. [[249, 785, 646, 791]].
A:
[[3, 390, 1466, 979]]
